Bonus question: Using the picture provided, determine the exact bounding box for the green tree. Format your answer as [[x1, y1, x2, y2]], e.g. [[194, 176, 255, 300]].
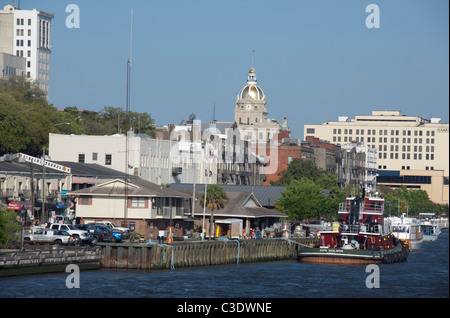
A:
[[0, 208, 21, 248], [273, 158, 323, 186], [275, 178, 328, 221], [200, 185, 228, 239], [0, 76, 157, 156]]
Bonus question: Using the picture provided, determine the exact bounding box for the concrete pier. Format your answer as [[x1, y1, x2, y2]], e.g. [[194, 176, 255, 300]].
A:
[[0, 246, 102, 276]]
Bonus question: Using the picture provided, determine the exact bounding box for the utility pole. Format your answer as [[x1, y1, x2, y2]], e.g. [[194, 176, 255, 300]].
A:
[[41, 147, 46, 224]]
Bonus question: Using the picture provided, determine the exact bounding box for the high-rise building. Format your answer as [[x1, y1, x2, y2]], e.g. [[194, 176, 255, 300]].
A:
[[304, 110, 449, 204], [0, 4, 53, 97]]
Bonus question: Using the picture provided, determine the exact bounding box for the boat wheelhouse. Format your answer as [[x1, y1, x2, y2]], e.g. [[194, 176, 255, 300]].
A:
[[419, 212, 442, 242]]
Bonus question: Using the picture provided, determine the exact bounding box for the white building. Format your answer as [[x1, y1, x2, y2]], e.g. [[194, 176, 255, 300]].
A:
[[0, 4, 53, 96], [48, 132, 218, 186]]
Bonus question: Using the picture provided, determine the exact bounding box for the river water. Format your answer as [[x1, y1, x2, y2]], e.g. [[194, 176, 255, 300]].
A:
[[0, 230, 448, 299]]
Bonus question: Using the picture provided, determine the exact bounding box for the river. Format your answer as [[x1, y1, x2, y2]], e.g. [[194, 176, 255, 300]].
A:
[[0, 230, 448, 299]]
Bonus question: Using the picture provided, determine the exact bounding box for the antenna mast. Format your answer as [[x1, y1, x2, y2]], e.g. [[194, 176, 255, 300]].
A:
[[252, 49, 254, 69], [124, 8, 133, 224]]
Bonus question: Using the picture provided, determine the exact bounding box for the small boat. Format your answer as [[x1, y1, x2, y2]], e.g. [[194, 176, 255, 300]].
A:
[[419, 213, 442, 242], [298, 190, 409, 265], [386, 215, 423, 250]]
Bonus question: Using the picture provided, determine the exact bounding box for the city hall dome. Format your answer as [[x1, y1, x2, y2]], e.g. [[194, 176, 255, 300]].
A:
[[238, 68, 265, 101]]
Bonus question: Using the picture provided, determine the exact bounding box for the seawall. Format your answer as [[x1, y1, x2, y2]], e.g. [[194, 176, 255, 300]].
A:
[[100, 238, 317, 270]]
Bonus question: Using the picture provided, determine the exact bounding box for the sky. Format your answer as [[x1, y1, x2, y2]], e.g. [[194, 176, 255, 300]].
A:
[[5, 0, 449, 139]]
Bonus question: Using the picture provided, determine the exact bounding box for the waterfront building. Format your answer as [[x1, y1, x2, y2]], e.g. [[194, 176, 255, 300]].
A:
[[0, 4, 53, 97], [304, 110, 449, 203], [67, 178, 192, 238], [184, 188, 287, 238], [0, 153, 71, 223]]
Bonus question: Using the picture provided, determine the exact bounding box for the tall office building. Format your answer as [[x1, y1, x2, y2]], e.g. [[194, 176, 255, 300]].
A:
[[304, 111, 449, 204], [0, 4, 53, 97]]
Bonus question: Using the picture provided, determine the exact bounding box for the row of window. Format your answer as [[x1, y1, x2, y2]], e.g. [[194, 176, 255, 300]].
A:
[[16, 39, 32, 47], [17, 18, 32, 26], [377, 175, 432, 184], [378, 165, 435, 171], [333, 128, 435, 137], [379, 145, 434, 152], [378, 153, 435, 160], [78, 153, 112, 165], [16, 29, 32, 36], [333, 135, 435, 145]]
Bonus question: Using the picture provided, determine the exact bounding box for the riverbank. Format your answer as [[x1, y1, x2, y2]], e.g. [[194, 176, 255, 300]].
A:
[[0, 238, 317, 276]]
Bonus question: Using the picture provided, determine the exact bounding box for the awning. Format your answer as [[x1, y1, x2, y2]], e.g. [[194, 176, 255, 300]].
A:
[[7, 201, 32, 211], [72, 176, 99, 184], [56, 202, 66, 209]]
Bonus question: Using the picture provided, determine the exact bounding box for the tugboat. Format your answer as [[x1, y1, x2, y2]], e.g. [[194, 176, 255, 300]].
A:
[[298, 189, 409, 265]]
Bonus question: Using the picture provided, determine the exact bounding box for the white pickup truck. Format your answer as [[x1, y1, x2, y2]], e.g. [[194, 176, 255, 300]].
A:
[[47, 223, 94, 244], [24, 228, 78, 245]]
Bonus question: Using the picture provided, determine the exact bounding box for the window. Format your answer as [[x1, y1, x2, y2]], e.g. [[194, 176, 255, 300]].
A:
[[105, 154, 112, 165], [130, 197, 146, 208], [79, 196, 92, 205], [28, 19, 31, 25], [306, 128, 315, 134], [92, 153, 98, 161], [78, 154, 85, 163], [288, 156, 293, 164]]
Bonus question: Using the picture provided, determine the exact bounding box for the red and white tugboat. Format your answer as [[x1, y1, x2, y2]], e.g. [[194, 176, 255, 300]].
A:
[[298, 189, 409, 265]]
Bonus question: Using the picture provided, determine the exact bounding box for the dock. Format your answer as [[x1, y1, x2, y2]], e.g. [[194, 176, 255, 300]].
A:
[[0, 238, 317, 276], [99, 238, 317, 270], [0, 246, 102, 277]]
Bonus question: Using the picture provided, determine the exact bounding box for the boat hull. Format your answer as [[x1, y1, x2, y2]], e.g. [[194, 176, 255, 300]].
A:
[[298, 241, 408, 265], [422, 233, 440, 242]]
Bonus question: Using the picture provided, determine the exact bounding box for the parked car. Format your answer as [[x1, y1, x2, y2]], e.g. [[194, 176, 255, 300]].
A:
[[55, 215, 72, 224], [46, 223, 94, 244], [24, 229, 78, 245], [86, 224, 122, 243], [95, 221, 130, 239]]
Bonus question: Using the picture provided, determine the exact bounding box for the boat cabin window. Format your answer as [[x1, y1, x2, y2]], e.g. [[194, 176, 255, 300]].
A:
[[392, 226, 409, 233]]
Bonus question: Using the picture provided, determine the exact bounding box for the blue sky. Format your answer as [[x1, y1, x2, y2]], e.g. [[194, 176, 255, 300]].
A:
[[7, 0, 449, 139]]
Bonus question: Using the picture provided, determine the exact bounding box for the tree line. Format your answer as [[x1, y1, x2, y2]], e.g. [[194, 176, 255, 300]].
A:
[[0, 76, 155, 157], [273, 158, 449, 221]]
